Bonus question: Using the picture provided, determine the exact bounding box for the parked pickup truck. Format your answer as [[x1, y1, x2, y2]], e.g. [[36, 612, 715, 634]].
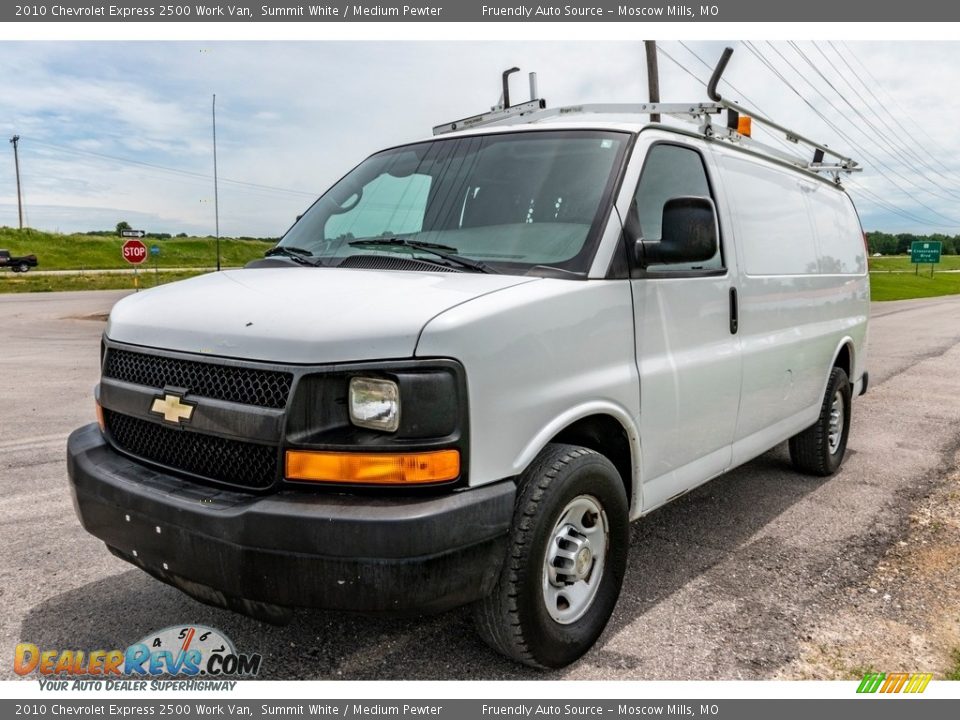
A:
[[0, 249, 38, 273]]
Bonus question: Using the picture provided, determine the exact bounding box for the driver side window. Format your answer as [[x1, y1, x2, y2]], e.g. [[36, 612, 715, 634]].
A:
[[633, 144, 723, 273]]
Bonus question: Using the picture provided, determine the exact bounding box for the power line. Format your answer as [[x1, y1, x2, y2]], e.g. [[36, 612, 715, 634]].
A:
[[812, 42, 949, 179], [676, 42, 767, 113], [657, 44, 801, 157], [777, 41, 960, 210], [759, 40, 960, 220], [743, 41, 960, 226], [789, 41, 960, 202], [745, 40, 960, 227], [655, 44, 710, 91], [839, 41, 960, 173], [846, 178, 951, 228], [24, 138, 318, 199], [673, 41, 801, 156], [831, 41, 960, 187], [658, 41, 959, 229]]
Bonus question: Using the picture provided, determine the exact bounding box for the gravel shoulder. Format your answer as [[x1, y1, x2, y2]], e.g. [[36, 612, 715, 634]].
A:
[[779, 454, 960, 680]]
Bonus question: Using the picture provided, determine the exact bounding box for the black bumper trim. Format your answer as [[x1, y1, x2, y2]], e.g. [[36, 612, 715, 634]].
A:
[[67, 424, 515, 615]]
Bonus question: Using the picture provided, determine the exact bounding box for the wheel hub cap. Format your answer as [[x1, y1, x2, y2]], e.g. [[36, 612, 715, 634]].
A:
[[828, 390, 845, 454], [542, 495, 609, 625], [575, 547, 592, 577]]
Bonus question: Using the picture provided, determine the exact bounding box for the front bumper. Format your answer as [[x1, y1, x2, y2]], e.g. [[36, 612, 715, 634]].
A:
[[67, 424, 514, 619]]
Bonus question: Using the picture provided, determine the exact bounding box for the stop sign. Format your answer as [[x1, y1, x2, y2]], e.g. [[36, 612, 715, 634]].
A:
[[122, 239, 148, 265]]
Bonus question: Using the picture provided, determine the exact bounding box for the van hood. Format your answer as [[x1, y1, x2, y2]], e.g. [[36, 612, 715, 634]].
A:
[[106, 267, 537, 364]]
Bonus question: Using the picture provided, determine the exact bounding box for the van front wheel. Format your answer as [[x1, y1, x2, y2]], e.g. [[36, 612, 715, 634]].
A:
[[473, 444, 629, 668], [789, 367, 852, 476]]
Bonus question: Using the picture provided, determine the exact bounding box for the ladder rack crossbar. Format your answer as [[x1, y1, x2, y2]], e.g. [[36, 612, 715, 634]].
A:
[[433, 99, 859, 177], [719, 99, 855, 168], [432, 102, 723, 135]]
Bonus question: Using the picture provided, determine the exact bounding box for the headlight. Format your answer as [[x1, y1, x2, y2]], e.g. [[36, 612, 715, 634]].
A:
[[349, 377, 400, 432]]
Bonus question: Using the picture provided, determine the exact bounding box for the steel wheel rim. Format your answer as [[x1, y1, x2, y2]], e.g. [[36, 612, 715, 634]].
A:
[[542, 494, 609, 625], [828, 390, 845, 454]]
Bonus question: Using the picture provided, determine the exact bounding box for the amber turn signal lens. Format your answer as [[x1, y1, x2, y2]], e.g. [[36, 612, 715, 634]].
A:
[[95, 401, 105, 433], [285, 449, 460, 485], [737, 116, 752, 137]]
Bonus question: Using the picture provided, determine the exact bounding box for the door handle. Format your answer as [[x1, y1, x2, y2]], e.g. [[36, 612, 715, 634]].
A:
[[729, 287, 739, 335]]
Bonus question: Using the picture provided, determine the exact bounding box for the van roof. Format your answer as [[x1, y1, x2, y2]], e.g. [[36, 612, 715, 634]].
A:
[[420, 117, 854, 189], [431, 99, 860, 185]]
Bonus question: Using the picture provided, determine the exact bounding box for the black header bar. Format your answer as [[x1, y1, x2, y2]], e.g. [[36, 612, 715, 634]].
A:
[[5, 1, 955, 23]]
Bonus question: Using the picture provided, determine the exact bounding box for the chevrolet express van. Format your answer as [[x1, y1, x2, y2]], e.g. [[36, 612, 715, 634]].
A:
[[67, 92, 869, 669]]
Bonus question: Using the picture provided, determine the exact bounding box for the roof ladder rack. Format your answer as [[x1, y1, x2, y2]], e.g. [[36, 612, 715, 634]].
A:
[[432, 68, 547, 136], [432, 49, 861, 183]]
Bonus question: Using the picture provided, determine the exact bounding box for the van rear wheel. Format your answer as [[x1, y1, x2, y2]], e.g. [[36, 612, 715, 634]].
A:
[[473, 443, 628, 668], [789, 367, 851, 476]]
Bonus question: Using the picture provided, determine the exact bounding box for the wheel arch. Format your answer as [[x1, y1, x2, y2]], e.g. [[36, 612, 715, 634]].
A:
[[832, 339, 854, 377], [512, 403, 641, 517], [828, 337, 857, 392]]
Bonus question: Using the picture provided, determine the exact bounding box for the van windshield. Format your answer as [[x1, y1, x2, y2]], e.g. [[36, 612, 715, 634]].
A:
[[276, 130, 629, 275]]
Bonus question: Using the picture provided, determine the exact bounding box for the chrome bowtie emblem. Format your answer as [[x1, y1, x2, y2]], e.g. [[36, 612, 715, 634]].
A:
[[150, 393, 196, 424]]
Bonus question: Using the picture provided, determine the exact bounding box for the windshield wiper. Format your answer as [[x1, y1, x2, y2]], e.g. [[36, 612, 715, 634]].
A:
[[348, 238, 492, 274], [264, 246, 318, 266]]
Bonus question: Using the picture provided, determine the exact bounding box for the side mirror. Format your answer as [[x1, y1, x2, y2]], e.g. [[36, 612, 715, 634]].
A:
[[634, 196, 719, 267]]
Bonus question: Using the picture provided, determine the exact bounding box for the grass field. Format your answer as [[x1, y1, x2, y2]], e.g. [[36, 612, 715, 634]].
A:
[[0, 270, 207, 293], [869, 272, 960, 301], [868, 254, 960, 272], [0, 227, 273, 271], [3, 228, 960, 301], [949, 650, 960, 681]]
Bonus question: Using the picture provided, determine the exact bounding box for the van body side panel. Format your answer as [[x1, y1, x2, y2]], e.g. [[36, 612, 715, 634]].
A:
[[811, 188, 871, 385], [711, 148, 869, 466], [415, 279, 641, 507], [807, 183, 868, 276]]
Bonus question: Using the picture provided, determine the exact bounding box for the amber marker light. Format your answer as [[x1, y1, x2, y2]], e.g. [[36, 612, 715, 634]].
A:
[[737, 116, 752, 137], [95, 401, 106, 433], [285, 449, 460, 485]]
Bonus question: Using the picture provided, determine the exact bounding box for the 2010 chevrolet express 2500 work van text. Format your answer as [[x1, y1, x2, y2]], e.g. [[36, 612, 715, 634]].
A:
[[67, 61, 869, 669]]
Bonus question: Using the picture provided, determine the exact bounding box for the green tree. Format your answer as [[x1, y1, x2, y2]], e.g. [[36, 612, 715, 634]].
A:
[[895, 233, 918, 254], [866, 231, 897, 255], [116, 220, 131, 235]]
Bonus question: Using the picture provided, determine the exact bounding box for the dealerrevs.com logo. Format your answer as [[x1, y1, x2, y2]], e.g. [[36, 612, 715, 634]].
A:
[[15, 625, 262, 690]]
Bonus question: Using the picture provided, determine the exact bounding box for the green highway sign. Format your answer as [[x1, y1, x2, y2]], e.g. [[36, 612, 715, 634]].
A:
[[910, 240, 942, 264]]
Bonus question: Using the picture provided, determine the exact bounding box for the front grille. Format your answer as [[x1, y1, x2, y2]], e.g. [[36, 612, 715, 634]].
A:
[[104, 349, 292, 409], [105, 410, 278, 489]]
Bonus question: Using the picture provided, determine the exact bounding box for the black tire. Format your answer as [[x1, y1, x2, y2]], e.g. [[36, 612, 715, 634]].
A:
[[17, 263, 29, 273], [473, 443, 629, 669], [789, 367, 852, 476]]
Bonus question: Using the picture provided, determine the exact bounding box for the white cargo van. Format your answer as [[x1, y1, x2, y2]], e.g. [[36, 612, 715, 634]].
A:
[[67, 66, 868, 669]]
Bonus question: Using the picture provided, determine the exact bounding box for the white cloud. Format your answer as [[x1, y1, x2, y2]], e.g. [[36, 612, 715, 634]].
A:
[[1, 41, 959, 236]]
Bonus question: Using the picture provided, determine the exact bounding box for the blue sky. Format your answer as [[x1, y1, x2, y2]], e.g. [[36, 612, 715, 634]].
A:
[[2, 41, 959, 237]]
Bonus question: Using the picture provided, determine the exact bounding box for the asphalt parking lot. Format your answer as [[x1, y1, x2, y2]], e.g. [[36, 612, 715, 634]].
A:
[[2, 290, 960, 680]]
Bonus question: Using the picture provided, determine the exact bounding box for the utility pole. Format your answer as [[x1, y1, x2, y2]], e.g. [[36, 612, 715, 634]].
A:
[[643, 41, 661, 123], [9, 135, 23, 230], [212, 94, 221, 271]]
